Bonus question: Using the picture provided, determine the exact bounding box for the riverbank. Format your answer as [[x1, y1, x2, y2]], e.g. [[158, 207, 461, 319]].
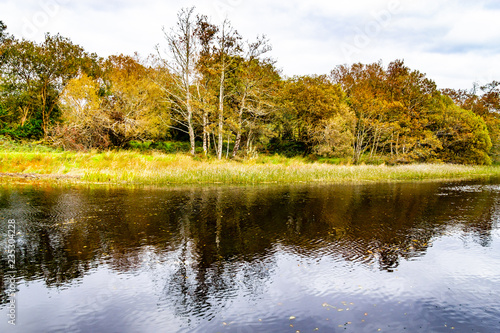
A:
[[1, 148, 500, 185]]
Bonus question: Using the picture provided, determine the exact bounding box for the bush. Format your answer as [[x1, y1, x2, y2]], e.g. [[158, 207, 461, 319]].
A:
[[128, 141, 153, 150], [0, 135, 59, 152], [267, 138, 307, 157], [154, 141, 191, 153], [127, 141, 192, 153], [435, 106, 492, 165], [0, 118, 44, 140], [50, 123, 112, 151]]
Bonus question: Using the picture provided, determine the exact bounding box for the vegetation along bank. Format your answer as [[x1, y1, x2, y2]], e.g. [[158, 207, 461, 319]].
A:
[[1, 8, 500, 185]]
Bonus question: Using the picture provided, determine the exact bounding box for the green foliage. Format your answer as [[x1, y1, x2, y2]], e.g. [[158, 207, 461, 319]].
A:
[[0, 118, 43, 139], [0, 135, 58, 152], [128, 141, 192, 153], [436, 104, 492, 165], [1, 33, 94, 137], [128, 141, 154, 150], [316, 157, 343, 165], [0, 95, 44, 139], [442, 81, 500, 163], [267, 138, 307, 157]]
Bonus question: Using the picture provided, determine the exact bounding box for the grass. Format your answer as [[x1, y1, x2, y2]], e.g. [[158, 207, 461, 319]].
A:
[[1, 135, 500, 185], [1, 146, 500, 185]]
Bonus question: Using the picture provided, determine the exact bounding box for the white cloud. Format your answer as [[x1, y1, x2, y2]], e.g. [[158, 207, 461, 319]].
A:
[[1, 0, 500, 89]]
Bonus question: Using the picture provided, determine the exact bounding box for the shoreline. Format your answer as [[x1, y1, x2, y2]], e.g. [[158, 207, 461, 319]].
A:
[[1, 150, 500, 186], [0, 172, 81, 180]]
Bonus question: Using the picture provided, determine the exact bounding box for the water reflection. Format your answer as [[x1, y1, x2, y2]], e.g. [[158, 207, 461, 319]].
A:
[[1, 181, 500, 332]]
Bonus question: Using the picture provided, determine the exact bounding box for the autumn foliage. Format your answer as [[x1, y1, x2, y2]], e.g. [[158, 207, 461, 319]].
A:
[[1, 12, 498, 165]]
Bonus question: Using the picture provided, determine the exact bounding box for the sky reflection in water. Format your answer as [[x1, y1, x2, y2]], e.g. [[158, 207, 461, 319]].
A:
[[1, 181, 500, 332]]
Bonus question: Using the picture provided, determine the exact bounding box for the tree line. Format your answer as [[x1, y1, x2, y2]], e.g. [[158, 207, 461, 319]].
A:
[[1, 8, 499, 164]]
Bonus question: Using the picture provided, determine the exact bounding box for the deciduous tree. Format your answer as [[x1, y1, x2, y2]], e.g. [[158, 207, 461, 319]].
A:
[[158, 7, 199, 155], [0, 34, 90, 136]]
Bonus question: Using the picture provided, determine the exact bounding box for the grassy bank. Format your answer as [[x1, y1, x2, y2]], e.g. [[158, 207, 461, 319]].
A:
[[1, 145, 500, 185]]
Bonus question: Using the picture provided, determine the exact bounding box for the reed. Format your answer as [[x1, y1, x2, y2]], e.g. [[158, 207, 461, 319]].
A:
[[1, 148, 500, 185]]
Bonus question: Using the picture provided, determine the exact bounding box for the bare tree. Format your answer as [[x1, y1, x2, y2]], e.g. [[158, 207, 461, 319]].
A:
[[158, 7, 199, 155], [214, 19, 241, 159], [194, 15, 218, 156]]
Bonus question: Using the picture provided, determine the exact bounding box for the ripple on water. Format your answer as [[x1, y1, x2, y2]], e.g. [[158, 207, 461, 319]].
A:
[[2, 182, 500, 332]]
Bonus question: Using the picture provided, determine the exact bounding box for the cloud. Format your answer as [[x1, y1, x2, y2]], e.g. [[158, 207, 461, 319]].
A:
[[1, 0, 499, 89]]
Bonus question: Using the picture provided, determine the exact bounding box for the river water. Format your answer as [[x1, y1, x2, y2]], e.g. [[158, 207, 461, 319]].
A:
[[1, 180, 500, 332]]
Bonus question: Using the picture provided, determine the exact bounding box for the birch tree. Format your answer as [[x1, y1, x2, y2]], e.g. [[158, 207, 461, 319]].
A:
[[194, 15, 218, 156], [158, 7, 199, 155], [193, 16, 242, 159], [214, 19, 241, 159]]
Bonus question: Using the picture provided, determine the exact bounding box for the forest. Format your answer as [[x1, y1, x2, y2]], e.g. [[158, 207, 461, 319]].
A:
[[1, 8, 499, 165]]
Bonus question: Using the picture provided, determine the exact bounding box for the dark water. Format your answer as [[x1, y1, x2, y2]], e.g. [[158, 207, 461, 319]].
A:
[[1, 180, 500, 332]]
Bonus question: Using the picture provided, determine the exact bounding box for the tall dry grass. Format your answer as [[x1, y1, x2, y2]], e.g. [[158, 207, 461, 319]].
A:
[[1, 148, 499, 185]]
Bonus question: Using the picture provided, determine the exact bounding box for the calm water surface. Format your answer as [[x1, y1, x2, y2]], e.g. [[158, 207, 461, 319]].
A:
[[1, 180, 500, 332]]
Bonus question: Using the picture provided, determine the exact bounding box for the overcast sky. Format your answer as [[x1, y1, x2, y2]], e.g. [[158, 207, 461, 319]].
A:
[[2, 0, 500, 90]]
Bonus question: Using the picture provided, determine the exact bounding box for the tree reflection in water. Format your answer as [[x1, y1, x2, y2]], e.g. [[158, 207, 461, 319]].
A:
[[0, 181, 498, 320]]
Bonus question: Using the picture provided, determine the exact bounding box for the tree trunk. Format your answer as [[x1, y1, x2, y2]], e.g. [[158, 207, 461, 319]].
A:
[[202, 111, 208, 156], [41, 85, 49, 137], [233, 131, 242, 157], [245, 128, 253, 154], [232, 96, 245, 157], [207, 126, 211, 154], [188, 110, 195, 156], [20, 106, 30, 127], [390, 132, 394, 156], [212, 132, 217, 155], [370, 127, 380, 158], [186, 84, 195, 156], [217, 66, 225, 160], [353, 121, 362, 164]]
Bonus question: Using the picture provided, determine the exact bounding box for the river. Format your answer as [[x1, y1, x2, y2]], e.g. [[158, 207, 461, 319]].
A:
[[1, 180, 500, 332]]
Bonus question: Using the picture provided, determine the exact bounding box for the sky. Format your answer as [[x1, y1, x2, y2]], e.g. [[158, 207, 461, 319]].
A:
[[2, 0, 500, 90]]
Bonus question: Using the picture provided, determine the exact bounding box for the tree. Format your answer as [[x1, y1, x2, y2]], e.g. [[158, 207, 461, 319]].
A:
[[331, 62, 388, 163], [311, 113, 356, 158], [101, 54, 168, 146], [332, 60, 493, 165], [0, 20, 7, 43], [443, 81, 500, 162], [230, 37, 278, 157], [194, 15, 219, 156], [210, 19, 242, 159], [55, 55, 169, 150], [430, 95, 491, 164], [0, 33, 90, 137], [158, 7, 199, 155], [332, 60, 445, 164], [195, 16, 242, 159], [379, 60, 440, 162], [273, 75, 353, 157], [55, 73, 106, 149]]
